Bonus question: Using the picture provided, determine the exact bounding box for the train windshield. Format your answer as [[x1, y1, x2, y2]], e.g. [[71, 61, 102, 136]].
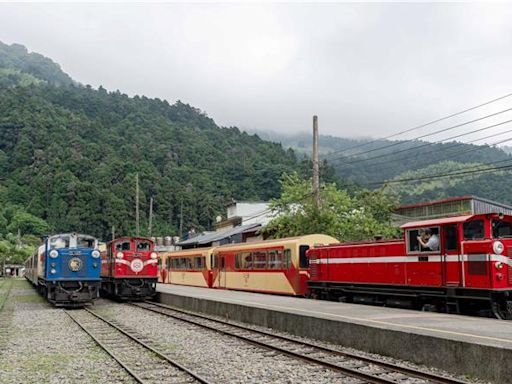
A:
[[49, 235, 70, 249], [77, 235, 96, 248], [463, 220, 485, 240], [492, 219, 512, 238], [115, 241, 131, 251], [136, 240, 152, 251]]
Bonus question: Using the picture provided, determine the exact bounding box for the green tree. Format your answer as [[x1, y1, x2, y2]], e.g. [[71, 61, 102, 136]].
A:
[[263, 173, 399, 241], [7, 211, 51, 236]]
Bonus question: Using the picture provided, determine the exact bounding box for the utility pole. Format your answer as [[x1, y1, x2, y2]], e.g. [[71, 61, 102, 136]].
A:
[[312, 115, 321, 209], [135, 173, 140, 237], [148, 197, 153, 237], [111, 226, 115, 241], [179, 199, 183, 238]]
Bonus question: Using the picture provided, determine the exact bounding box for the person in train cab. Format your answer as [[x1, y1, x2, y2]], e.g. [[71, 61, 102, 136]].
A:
[[417, 228, 439, 251]]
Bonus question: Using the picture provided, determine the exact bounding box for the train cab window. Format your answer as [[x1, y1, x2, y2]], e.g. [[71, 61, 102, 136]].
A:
[[407, 227, 440, 253], [116, 241, 131, 251], [444, 225, 458, 251], [77, 236, 96, 248], [136, 241, 151, 251], [492, 219, 512, 238], [49, 235, 70, 249], [299, 245, 310, 268], [463, 220, 485, 240]]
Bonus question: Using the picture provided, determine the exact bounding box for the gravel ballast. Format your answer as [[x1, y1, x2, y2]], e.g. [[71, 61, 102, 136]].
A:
[[0, 280, 135, 384]]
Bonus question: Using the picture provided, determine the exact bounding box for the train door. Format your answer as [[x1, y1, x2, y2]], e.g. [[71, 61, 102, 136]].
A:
[[442, 224, 461, 286], [216, 254, 227, 288], [405, 226, 443, 286]]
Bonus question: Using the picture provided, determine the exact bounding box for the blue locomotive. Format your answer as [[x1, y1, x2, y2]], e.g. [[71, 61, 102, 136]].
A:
[[25, 233, 101, 307]]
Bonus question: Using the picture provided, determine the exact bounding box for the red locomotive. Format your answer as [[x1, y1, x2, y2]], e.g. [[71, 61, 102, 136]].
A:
[[101, 237, 158, 300], [307, 213, 512, 319]]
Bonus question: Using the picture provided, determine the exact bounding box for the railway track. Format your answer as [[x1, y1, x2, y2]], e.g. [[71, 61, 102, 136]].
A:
[[0, 278, 14, 312], [133, 301, 469, 384], [65, 307, 213, 384]]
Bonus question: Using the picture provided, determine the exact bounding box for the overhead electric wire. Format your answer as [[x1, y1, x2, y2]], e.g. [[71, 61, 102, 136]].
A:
[[349, 136, 512, 188], [328, 114, 512, 167], [325, 92, 512, 157], [368, 161, 512, 186], [360, 125, 512, 175], [326, 106, 512, 164]]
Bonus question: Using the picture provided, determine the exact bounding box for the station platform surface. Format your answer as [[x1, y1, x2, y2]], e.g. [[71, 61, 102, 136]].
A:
[[157, 284, 512, 382]]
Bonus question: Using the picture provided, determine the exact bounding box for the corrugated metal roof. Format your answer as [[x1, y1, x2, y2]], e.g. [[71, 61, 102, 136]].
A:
[[398, 195, 512, 211], [177, 223, 261, 246], [401, 215, 474, 229]]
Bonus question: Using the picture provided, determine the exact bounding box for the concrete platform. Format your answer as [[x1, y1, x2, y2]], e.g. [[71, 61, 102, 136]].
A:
[[157, 284, 512, 383]]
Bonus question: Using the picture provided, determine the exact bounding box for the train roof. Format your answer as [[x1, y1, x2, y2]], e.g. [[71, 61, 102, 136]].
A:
[[161, 247, 216, 257], [214, 234, 339, 251], [400, 214, 476, 229], [48, 233, 97, 239], [107, 236, 153, 244]]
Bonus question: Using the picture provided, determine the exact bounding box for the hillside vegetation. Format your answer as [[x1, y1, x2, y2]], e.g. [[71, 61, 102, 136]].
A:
[[256, 130, 512, 204], [0, 42, 323, 240]]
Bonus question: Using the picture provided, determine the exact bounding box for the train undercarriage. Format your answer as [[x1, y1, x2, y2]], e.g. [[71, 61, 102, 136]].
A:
[[37, 279, 100, 307], [307, 282, 512, 320], [101, 277, 157, 301]]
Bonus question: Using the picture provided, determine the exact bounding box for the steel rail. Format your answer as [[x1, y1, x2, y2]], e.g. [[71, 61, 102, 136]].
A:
[[132, 302, 392, 384], [136, 301, 469, 384], [65, 308, 212, 384], [0, 279, 14, 312]]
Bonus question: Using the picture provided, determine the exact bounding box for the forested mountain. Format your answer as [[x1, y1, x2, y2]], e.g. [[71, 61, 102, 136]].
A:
[[256, 130, 512, 204], [0, 42, 331, 240], [0, 42, 74, 86]]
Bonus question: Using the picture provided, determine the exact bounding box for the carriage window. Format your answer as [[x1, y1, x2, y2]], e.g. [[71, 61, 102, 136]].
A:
[[444, 225, 458, 251], [237, 252, 252, 269], [492, 220, 512, 238], [299, 245, 310, 268], [136, 241, 151, 251], [407, 227, 440, 253], [268, 250, 284, 269], [50, 236, 70, 249], [463, 220, 485, 240], [194, 256, 204, 269], [284, 249, 292, 269], [116, 241, 131, 251], [253, 251, 267, 269]]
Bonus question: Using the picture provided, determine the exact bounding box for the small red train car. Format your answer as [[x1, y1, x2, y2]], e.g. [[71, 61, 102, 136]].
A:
[[101, 237, 158, 300], [307, 213, 512, 319]]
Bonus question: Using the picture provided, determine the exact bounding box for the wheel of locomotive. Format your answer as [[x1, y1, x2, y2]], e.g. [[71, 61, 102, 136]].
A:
[[491, 299, 512, 320]]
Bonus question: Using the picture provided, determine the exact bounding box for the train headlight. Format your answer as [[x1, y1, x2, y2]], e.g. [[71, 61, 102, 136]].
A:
[[493, 241, 505, 255], [150, 252, 158, 259], [116, 252, 124, 259], [91, 250, 100, 258], [496, 262, 504, 269], [50, 268, 57, 274], [49, 249, 59, 258]]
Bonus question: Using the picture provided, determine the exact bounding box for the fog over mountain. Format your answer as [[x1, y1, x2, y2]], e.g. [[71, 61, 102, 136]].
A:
[[1, 3, 512, 143]]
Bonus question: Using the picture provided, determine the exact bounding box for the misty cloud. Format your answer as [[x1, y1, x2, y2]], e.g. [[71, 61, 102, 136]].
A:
[[1, 2, 512, 143]]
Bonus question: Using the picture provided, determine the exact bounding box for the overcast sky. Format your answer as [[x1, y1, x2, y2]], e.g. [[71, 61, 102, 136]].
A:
[[1, 2, 512, 143]]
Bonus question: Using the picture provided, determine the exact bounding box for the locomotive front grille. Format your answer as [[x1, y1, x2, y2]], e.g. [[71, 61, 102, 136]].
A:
[[61, 253, 88, 277]]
